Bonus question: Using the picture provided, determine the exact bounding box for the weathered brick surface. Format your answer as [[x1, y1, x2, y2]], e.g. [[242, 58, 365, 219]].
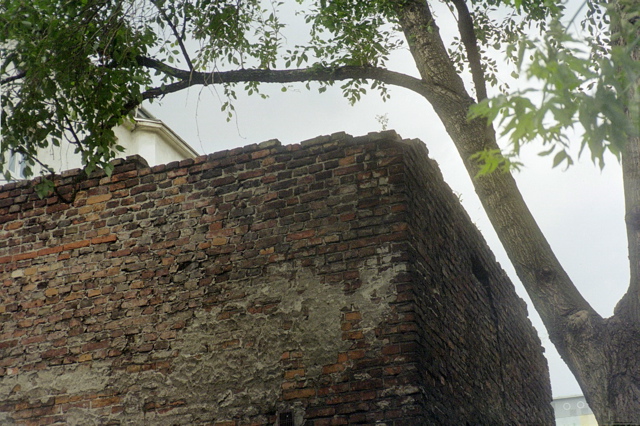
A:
[[0, 131, 553, 424]]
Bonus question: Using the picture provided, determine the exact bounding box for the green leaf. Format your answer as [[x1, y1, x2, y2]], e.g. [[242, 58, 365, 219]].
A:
[[35, 179, 55, 199]]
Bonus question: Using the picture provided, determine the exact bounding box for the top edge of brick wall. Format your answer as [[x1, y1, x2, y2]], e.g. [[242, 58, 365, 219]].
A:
[[0, 130, 425, 194]]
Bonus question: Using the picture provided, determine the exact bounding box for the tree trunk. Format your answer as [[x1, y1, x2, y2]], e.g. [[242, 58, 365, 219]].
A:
[[615, 0, 640, 322], [598, 318, 640, 422], [603, 0, 640, 420], [393, 0, 640, 423]]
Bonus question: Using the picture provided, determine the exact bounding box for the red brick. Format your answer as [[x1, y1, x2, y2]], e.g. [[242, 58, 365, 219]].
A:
[[14, 251, 37, 261], [5, 220, 24, 230], [306, 406, 336, 417], [345, 331, 363, 340], [0, 339, 18, 350], [344, 312, 362, 321], [62, 240, 91, 251], [287, 229, 315, 240], [251, 149, 271, 159], [91, 396, 121, 408], [283, 369, 305, 379], [82, 340, 110, 352], [322, 363, 345, 374], [348, 350, 366, 360], [338, 156, 356, 166], [41, 348, 68, 359], [381, 345, 401, 355], [282, 387, 316, 400], [91, 234, 117, 245], [86, 194, 112, 205], [57, 252, 71, 261], [37, 246, 64, 256]]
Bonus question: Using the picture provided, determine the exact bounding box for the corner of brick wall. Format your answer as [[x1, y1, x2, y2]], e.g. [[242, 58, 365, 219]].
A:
[[399, 139, 554, 423], [0, 131, 552, 425]]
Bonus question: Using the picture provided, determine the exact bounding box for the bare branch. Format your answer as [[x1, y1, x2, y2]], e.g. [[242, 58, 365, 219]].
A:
[[450, 0, 488, 101]]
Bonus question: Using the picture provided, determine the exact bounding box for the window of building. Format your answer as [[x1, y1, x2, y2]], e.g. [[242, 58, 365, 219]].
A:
[[3, 150, 26, 181]]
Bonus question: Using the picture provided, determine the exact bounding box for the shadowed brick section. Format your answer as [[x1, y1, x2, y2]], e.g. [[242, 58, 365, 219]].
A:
[[0, 131, 553, 425]]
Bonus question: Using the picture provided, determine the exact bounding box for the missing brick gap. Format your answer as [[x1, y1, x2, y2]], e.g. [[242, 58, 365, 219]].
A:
[[470, 255, 490, 288], [177, 260, 194, 272]]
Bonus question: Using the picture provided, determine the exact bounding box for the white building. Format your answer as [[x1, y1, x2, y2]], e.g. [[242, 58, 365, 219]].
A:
[[2, 107, 198, 183], [552, 395, 597, 426]]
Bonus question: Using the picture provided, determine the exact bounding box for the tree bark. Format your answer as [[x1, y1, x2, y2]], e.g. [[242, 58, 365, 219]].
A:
[[620, 133, 640, 320], [605, 0, 640, 419], [615, 0, 640, 322]]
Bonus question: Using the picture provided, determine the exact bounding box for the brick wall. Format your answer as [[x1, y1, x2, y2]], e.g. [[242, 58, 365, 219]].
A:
[[0, 131, 553, 425]]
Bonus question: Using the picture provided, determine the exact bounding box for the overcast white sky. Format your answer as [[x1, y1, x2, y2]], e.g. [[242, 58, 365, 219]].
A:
[[144, 0, 627, 398]]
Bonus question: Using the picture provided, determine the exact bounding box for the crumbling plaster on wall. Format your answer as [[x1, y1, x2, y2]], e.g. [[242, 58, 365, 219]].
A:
[[0, 362, 114, 425], [162, 257, 403, 419], [0, 244, 407, 424]]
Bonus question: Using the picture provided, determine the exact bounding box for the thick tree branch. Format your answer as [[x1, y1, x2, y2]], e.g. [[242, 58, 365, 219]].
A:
[[450, 0, 488, 101], [136, 56, 434, 101], [142, 79, 192, 100]]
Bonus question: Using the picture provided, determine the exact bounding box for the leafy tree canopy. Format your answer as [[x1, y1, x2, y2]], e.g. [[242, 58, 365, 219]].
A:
[[2, 0, 557, 185], [472, 0, 640, 169]]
